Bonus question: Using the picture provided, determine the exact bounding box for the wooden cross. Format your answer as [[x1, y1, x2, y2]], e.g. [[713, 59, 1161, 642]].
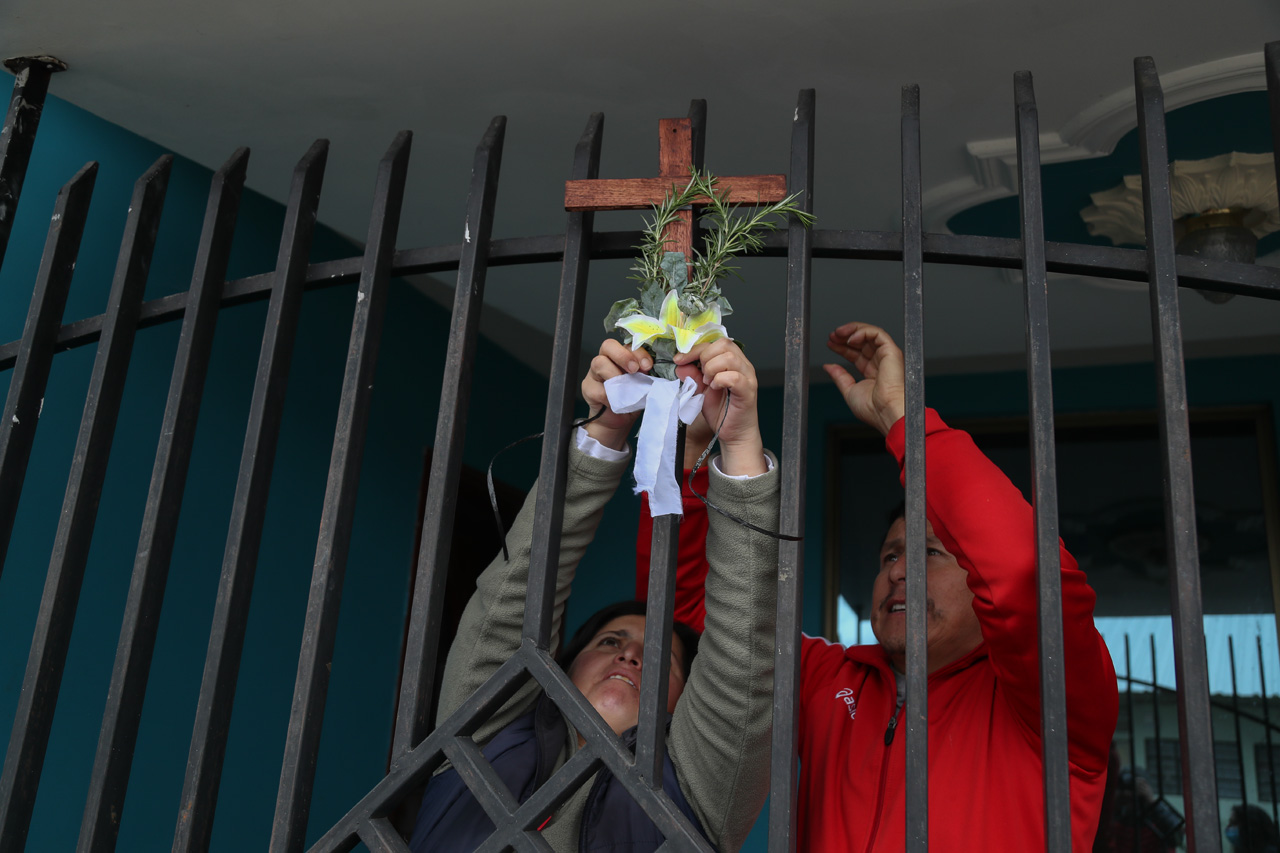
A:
[[564, 117, 788, 270]]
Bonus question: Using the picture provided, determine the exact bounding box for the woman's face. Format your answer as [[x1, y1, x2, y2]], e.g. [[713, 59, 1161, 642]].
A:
[[567, 614, 688, 736]]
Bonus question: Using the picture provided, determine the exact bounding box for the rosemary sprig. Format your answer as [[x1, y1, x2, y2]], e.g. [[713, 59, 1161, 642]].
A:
[[629, 167, 814, 310]]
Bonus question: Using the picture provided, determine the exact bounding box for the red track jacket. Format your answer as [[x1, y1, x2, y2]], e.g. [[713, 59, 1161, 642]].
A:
[[639, 410, 1118, 852]]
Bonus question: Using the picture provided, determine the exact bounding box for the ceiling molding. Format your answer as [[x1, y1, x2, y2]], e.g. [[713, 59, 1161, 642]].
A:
[[923, 52, 1268, 233]]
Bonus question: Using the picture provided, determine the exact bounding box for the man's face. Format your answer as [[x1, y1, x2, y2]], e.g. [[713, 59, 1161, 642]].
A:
[[567, 614, 688, 736], [870, 517, 983, 674]]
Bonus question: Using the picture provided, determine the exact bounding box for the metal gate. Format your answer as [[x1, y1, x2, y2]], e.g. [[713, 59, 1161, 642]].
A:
[[1, 41, 1279, 853]]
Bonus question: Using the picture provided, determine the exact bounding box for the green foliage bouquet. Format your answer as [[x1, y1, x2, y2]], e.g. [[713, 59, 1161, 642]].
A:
[[604, 168, 814, 379]]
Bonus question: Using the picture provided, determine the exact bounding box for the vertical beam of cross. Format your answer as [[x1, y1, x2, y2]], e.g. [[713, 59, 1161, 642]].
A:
[[657, 118, 696, 269]]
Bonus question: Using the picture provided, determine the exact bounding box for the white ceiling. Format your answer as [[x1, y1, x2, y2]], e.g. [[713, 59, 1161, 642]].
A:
[[6, 0, 1280, 378]]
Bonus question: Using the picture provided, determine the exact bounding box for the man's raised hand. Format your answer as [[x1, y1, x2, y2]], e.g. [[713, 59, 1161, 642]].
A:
[[822, 322, 907, 437], [673, 339, 766, 477]]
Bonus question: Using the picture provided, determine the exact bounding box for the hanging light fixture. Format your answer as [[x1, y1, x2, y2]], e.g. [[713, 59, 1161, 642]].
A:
[[1080, 152, 1278, 303]]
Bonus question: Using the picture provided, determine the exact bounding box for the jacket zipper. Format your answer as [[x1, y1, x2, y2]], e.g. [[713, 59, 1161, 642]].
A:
[[862, 704, 904, 853]]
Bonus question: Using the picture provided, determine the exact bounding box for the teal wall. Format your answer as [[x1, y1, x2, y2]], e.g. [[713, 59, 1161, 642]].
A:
[[0, 92, 567, 849]]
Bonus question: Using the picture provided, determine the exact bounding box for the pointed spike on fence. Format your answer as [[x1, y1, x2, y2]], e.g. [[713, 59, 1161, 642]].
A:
[[898, 80, 930, 853], [0, 159, 99, 577], [1013, 67, 1073, 853], [266, 127, 409, 853], [124, 145, 257, 853], [0, 158, 98, 851], [524, 109, 602, 652], [0, 56, 68, 273], [1265, 43, 1280, 197], [1133, 53, 1221, 852], [71, 153, 178, 853], [769, 86, 815, 853], [391, 114, 504, 766]]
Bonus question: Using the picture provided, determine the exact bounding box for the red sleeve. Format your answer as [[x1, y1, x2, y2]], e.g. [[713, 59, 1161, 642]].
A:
[[636, 466, 710, 633], [885, 409, 1117, 774]]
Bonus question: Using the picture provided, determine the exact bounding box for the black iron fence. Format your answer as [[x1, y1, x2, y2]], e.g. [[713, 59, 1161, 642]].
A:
[[1, 42, 1279, 853]]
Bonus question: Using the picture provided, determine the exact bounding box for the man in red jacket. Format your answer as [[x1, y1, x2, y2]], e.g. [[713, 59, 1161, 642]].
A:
[[637, 321, 1118, 852]]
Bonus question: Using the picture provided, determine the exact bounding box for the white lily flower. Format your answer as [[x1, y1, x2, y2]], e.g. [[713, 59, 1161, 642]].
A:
[[615, 291, 728, 353]]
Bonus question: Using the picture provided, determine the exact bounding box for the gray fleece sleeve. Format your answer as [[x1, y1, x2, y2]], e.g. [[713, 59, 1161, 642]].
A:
[[668, 452, 781, 853], [435, 444, 628, 744]]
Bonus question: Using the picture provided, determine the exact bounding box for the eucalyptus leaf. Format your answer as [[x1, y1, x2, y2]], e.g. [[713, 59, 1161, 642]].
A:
[[677, 291, 705, 316], [604, 297, 639, 334], [661, 252, 688, 290], [718, 295, 733, 318], [639, 278, 666, 319], [649, 339, 677, 380]]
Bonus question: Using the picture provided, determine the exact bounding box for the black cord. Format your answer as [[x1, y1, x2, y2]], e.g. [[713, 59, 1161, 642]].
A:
[[487, 408, 604, 561], [686, 389, 803, 542]]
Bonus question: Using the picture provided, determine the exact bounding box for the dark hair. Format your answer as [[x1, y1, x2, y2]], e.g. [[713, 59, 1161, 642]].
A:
[[887, 500, 906, 525], [556, 600, 701, 681], [883, 500, 906, 543], [1229, 803, 1280, 851]]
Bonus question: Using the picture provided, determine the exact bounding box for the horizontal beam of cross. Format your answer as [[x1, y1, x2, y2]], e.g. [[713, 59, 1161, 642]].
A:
[[564, 175, 787, 211]]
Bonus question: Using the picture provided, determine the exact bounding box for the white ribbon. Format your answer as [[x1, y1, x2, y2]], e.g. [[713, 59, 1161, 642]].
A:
[[604, 373, 704, 517]]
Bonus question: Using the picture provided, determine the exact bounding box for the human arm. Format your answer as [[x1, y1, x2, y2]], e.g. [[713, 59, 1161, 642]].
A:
[[886, 413, 1116, 771], [664, 341, 781, 851], [826, 321, 1117, 773], [434, 346, 640, 742]]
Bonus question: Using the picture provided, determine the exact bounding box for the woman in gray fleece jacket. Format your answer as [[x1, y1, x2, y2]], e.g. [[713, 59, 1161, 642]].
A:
[[414, 338, 781, 852]]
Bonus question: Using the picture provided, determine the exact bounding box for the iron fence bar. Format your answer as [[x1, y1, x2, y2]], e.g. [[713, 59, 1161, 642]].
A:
[[164, 140, 332, 852], [1125, 636, 1140, 853], [357, 817, 412, 853], [899, 82, 929, 853], [1134, 55, 1220, 851], [1013, 70, 1072, 853], [1117, 672, 1280, 732], [58, 147, 246, 853], [260, 132, 409, 853], [441, 230, 1280, 294], [471, 746, 600, 853], [687, 99, 706, 169], [1149, 635, 1166, 800], [635, 97, 705, 788], [809, 231, 1280, 296], [527, 647, 715, 853], [54, 147, 244, 853], [1229, 637, 1252, 848], [0, 161, 105, 851], [443, 735, 562, 852], [312, 639, 699, 853], [441, 735, 528, 826], [523, 112, 602, 650], [307, 653, 531, 853], [182, 137, 331, 853], [0, 56, 66, 276], [1267, 42, 1280, 199], [768, 86, 814, 853], [1261, 635, 1278, 822], [33, 152, 168, 853], [635, 423, 684, 789], [0, 161, 97, 578], [1266, 66, 1280, 769], [5, 225, 1280, 373], [391, 116, 506, 765]]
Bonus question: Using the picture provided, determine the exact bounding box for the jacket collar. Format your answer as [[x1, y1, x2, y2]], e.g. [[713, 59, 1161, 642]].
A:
[[843, 640, 988, 682]]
